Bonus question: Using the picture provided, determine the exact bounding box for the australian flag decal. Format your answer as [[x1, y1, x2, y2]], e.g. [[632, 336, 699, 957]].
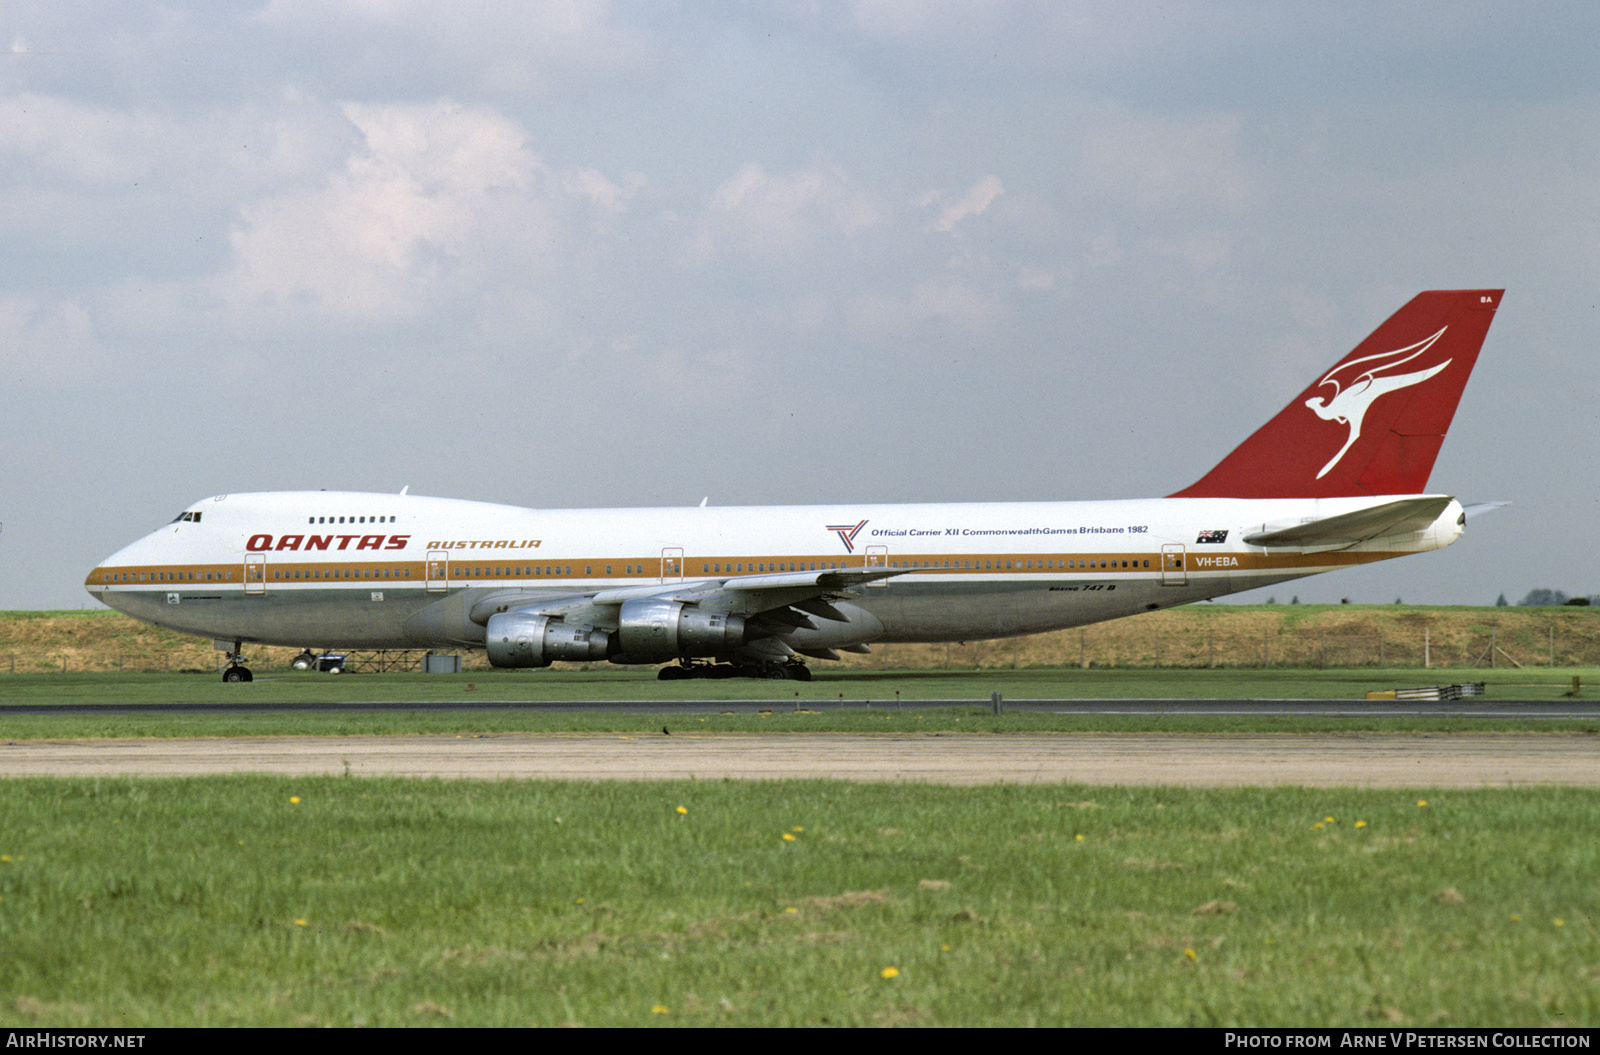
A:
[[1196, 529, 1229, 544]]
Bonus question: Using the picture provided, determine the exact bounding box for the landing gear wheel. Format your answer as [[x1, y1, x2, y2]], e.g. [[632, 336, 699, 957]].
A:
[[223, 666, 253, 683], [658, 666, 685, 681], [291, 650, 316, 671], [787, 664, 812, 682]]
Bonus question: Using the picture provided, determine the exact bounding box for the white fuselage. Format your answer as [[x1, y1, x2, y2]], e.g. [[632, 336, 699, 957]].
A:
[[86, 490, 1465, 657]]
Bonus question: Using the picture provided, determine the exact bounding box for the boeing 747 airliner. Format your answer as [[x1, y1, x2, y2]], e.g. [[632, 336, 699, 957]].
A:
[[88, 289, 1503, 681]]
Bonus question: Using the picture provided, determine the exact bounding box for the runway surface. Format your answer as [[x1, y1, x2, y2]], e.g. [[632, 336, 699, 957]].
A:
[[2, 732, 1597, 787]]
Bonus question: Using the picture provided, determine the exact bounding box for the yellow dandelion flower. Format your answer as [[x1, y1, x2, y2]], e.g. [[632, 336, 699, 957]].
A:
[[1354, 820, 1367, 829], [792, 826, 804, 832], [1184, 948, 1197, 961], [782, 832, 796, 842], [1324, 816, 1335, 824], [1554, 919, 1565, 928], [1417, 799, 1428, 807], [290, 796, 300, 805], [784, 907, 798, 914], [675, 806, 688, 815], [0, 856, 9, 863], [1075, 833, 1084, 841], [295, 918, 307, 927], [880, 967, 901, 979], [651, 1004, 669, 1015]]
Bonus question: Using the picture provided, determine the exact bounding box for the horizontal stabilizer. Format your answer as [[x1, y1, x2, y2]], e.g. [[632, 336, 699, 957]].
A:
[[1243, 496, 1453, 548]]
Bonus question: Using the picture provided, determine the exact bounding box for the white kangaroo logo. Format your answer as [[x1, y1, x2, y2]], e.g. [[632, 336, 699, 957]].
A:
[[1304, 327, 1450, 479]]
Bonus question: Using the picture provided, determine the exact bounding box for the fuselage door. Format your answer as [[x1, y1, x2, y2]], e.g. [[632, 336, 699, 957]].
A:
[[661, 547, 684, 583], [1161, 544, 1187, 586], [426, 549, 449, 593], [864, 545, 889, 586], [244, 553, 266, 595]]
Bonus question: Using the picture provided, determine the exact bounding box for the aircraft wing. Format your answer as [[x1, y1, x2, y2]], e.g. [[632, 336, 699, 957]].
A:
[[1242, 496, 1454, 549], [469, 566, 903, 629]]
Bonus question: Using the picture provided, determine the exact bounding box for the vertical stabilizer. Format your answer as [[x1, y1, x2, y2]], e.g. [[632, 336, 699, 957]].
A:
[[1171, 289, 1502, 498]]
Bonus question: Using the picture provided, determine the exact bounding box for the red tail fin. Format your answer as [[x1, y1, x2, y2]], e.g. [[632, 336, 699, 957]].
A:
[[1172, 289, 1502, 499]]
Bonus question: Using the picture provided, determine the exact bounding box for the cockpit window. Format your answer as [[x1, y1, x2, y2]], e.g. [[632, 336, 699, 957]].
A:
[[171, 511, 203, 524]]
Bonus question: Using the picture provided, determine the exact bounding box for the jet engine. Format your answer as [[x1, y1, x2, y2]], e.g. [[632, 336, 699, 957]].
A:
[[485, 598, 749, 668], [485, 611, 610, 668], [611, 597, 748, 663]]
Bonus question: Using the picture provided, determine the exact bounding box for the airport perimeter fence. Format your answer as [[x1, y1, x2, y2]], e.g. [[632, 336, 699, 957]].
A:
[[846, 617, 1600, 671]]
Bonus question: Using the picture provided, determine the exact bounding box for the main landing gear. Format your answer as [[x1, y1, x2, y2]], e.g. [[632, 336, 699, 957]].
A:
[[658, 661, 812, 681], [292, 650, 346, 674]]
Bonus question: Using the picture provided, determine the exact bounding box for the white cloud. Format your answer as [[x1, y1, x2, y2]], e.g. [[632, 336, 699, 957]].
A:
[[220, 101, 551, 321], [696, 160, 880, 261], [0, 294, 99, 388], [561, 166, 644, 215], [851, 277, 1004, 337], [925, 174, 1005, 232], [0, 93, 168, 184]]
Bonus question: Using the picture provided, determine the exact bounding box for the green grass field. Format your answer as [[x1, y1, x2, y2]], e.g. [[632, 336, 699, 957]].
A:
[[2, 636, 1595, 1026], [1, 776, 1595, 1027]]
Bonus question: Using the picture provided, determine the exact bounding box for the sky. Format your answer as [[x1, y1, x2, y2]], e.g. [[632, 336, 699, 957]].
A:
[[1, 1, 1596, 610]]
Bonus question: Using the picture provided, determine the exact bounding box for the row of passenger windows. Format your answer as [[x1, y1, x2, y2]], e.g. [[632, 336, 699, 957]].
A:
[[105, 570, 232, 582], [308, 515, 395, 525], [699, 562, 844, 574], [891, 558, 1150, 570], [277, 568, 410, 580]]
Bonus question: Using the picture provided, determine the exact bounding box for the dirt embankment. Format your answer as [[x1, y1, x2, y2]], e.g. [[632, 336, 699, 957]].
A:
[[4, 605, 1598, 674]]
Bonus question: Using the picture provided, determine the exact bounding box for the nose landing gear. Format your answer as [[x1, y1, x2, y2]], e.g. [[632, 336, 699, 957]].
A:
[[221, 641, 253, 682]]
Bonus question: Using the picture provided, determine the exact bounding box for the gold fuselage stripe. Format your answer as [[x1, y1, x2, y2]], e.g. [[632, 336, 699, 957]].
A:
[[86, 548, 1395, 589]]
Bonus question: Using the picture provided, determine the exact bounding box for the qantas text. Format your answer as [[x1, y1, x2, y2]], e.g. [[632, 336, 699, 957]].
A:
[[246, 534, 410, 552]]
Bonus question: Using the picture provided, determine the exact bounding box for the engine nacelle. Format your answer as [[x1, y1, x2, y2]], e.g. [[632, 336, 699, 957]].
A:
[[612, 598, 748, 663], [486, 611, 611, 668], [486, 599, 749, 667]]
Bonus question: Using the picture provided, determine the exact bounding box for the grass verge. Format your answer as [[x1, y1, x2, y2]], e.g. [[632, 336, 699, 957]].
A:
[[0, 776, 1595, 1027]]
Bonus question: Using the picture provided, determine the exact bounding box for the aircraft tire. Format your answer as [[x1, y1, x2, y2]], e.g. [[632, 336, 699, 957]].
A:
[[223, 666, 253, 683]]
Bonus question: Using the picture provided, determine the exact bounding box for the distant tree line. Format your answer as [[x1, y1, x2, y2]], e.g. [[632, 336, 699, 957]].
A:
[[1509, 589, 1595, 607]]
